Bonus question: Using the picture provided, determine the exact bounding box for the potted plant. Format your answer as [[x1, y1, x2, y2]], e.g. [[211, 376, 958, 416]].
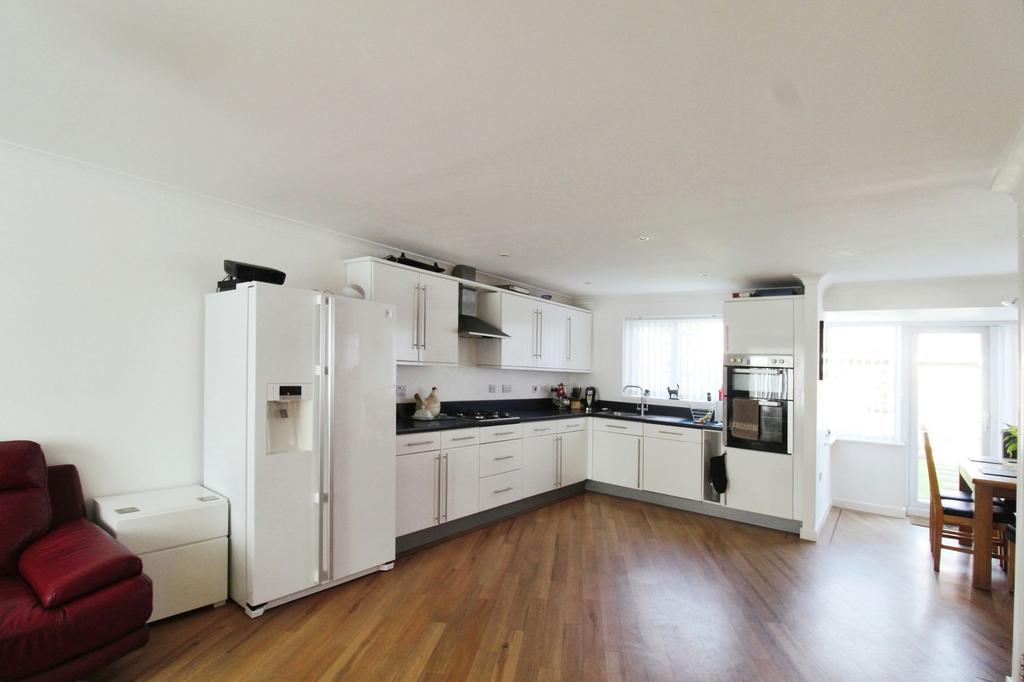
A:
[[1002, 424, 1018, 460]]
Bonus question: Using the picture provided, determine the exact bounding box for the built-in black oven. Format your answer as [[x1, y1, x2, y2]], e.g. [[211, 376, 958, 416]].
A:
[[723, 355, 794, 455]]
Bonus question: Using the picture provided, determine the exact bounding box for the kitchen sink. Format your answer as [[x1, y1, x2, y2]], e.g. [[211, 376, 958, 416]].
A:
[[599, 411, 694, 425]]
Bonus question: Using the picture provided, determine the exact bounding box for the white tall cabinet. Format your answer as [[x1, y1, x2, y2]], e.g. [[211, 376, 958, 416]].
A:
[[346, 259, 459, 365], [723, 297, 795, 356]]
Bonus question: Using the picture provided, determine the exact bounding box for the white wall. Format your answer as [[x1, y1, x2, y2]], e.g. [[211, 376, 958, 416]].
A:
[[0, 143, 401, 502], [825, 274, 1016, 312], [397, 340, 573, 404], [830, 441, 907, 516], [574, 291, 726, 414]]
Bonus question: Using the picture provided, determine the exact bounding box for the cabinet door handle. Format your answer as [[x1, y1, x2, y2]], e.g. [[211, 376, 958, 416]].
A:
[[413, 285, 421, 349], [493, 455, 515, 461], [534, 310, 540, 358], [433, 454, 440, 522], [567, 316, 572, 361], [606, 424, 628, 430], [556, 435, 562, 487], [493, 431, 515, 436], [451, 436, 474, 442], [658, 430, 680, 436], [420, 284, 427, 351], [533, 427, 551, 432], [405, 440, 435, 447], [539, 309, 543, 359], [441, 453, 448, 522], [493, 486, 514, 494]]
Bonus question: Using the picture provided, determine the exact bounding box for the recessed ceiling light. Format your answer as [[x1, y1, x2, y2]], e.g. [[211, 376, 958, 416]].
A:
[[584, 281, 591, 285], [700, 273, 711, 278], [636, 235, 652, 242], [499, 253, 510, 257]]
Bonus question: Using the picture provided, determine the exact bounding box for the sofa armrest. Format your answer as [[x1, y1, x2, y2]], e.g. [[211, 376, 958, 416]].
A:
[[19, 518, 143, 608], [46, 463, 86, 526]]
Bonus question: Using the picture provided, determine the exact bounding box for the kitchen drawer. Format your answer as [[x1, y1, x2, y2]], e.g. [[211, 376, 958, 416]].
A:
[[479, 423, 522, 444], [396, 432, 441, 455], [523, 421, 558, 438], [479, 439, 523, 477], [593, 418, 643, 436], [557, 418, 587, 433], [441, 428, 480, 448], [479, 469, 523, 511], [643, 423, 702, 443]]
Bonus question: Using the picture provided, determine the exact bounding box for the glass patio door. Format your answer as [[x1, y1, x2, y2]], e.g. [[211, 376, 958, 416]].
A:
[[908, 328, 989, 515]]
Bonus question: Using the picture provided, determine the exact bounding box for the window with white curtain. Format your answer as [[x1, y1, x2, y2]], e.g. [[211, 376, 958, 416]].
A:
[[823, 324, 901, 442], [621, 317, 723, 400]]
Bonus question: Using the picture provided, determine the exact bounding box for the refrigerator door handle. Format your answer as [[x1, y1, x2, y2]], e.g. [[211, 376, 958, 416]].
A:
[[318, 294, 334, 584]]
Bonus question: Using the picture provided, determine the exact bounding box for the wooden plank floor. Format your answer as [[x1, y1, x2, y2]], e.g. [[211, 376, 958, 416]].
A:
[[95, 493, 1013, 681]]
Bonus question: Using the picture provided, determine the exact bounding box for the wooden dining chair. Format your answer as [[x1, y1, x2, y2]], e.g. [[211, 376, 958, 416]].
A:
[[924, 430, 1010, 573]]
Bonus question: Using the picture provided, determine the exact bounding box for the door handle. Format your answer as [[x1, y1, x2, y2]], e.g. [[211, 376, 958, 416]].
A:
[[420, 284, 427, 351], [413, 285, 421, 349], [493, 455, 515, 461], [556, 435, 562, 487], [441, 453, 448, 522], [637, 439, 642, 488], [606, 424, 628, 430], [493, 486, 514, 494], [450, 436, 475, 442], [433, 454, 440, 522]]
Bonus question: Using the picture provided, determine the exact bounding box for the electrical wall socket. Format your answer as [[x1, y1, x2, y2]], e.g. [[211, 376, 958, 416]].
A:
[[488, 384, 496, 393], [501, 384, 512, 393], [396, 385, 407, 397]]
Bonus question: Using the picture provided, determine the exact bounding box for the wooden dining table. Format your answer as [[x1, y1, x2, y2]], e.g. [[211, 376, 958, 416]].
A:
[[958, 459, 1018, 590]]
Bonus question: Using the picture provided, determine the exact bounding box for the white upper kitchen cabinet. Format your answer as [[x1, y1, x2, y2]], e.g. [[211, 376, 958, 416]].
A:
[[476, 291, 592, 372], [723, 298, 796, 356], [346, 258, 459, 365], [566, 309, 592, 372], [592, 429, 642, 489], [522, 433, 559, 498], [724, 447, 793, 519]]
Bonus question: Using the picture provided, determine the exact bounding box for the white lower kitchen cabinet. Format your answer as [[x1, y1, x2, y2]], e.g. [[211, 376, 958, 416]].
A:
[[442, 445, 479, 522], [559, 430, 588, 486], [724, 447, 793, 519], [522, 433, 559, 497], [396, 450, 438, 536], [592, 430, 642, 489], [479, 469, 522, 510], [396, 443, 480, 535], [642, 437, 703, 501]]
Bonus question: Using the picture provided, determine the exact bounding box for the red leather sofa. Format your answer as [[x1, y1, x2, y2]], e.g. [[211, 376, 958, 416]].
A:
[[0, 441, 152, 681]]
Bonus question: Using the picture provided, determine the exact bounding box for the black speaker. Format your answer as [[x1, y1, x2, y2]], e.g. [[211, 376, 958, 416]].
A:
[[217, 260, 286, 292]]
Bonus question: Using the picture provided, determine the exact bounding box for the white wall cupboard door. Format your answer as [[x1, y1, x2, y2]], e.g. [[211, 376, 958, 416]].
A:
[[567, 310, 592, 372], [559, 431, 588, 485], [724, 447, 793, 519], [418, 275, 459, 365], [522, 434, 559, 497], [396, 451, 438, 536], [500, 293, 538, 367], [642, 438, 703, 501], [371, 265, 421, 363], [723, 299, 795, 356], [592, 431, 641, 489], [538, 304, 567, 370], [443, 445, 479, 522]]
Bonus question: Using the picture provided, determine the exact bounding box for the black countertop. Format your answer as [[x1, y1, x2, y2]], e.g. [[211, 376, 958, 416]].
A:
[[397, 405, 722, 434]]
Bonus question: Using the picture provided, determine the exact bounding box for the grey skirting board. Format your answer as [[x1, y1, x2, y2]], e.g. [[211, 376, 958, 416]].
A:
[[585, 481, 803, 535], [396, 483, 587, 554], [396, 479, 801, 555]]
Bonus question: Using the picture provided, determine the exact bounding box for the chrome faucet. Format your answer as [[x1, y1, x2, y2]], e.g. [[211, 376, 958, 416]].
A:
[[623, 385, 650, 416]]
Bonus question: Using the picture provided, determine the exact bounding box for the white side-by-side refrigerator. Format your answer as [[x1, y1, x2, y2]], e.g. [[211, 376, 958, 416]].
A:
[[203, 282, 396, 617]]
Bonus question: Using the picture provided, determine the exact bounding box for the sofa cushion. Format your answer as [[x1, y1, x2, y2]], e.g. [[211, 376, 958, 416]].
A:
[[0, 442, 51, 576], [19, 520, 142, 609], [0, 573, 153, 682]]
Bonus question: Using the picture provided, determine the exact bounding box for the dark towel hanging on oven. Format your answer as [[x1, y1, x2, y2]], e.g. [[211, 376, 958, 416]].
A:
[[709, 453, 728, 494]]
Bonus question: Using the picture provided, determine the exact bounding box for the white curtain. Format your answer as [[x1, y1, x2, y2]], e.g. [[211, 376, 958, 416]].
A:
[[622, 317, 723, 400]]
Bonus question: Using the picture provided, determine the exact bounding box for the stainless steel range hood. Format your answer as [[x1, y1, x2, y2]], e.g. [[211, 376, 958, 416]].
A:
[[458, 285, 509, 339]]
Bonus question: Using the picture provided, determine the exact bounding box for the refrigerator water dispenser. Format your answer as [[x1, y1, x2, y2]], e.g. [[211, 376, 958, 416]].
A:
[[266, 384, 313, 454]]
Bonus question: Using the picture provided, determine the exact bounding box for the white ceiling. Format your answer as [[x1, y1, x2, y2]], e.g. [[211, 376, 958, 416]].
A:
[[2, 2, 1023, 296]]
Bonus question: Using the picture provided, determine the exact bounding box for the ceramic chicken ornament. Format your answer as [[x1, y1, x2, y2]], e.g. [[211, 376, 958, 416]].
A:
[[422, 387, 441, 417]]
